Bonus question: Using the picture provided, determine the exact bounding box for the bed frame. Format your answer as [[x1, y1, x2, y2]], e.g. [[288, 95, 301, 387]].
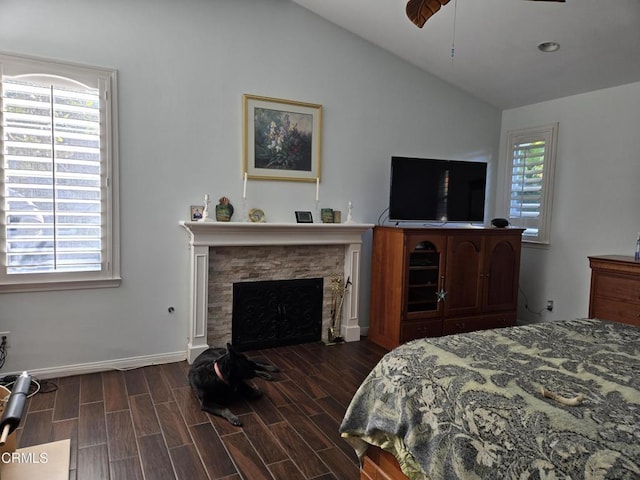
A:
[[361, 446, 409, 480]]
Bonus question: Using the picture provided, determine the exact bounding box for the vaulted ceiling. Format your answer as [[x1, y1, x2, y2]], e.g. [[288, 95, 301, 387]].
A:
[[290, 0, 640, 109]]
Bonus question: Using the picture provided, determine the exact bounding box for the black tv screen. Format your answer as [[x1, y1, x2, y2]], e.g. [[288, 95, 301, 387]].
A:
[[389, 157, 487, 223]]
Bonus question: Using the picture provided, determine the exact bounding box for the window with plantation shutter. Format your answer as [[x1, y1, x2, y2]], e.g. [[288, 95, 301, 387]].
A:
[[0, 52, 120, 292], [504, 123, 558, 244]]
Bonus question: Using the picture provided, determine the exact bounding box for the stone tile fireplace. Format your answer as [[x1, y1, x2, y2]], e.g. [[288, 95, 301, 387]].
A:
[[231, 277, 324, 351], [209, 245, 343, 348], [180, 222, 373, 363]]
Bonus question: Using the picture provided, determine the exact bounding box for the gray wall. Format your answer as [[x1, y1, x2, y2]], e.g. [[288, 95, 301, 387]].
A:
[[496, 82, 640, 323], [0, 0, 501, 374]]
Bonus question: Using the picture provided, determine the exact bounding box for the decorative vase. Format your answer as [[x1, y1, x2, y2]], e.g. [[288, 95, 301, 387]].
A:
[[215, 197, 234, 222]]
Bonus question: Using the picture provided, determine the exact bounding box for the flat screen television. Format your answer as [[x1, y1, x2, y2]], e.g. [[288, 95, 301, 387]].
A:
[[389, 156, 487, 223]]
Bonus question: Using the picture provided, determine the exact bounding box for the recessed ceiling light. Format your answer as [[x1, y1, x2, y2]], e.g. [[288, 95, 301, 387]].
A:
[[538, 41, 560, 53]]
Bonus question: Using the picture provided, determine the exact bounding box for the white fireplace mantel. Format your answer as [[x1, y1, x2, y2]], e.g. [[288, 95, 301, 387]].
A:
[[180, 221, 374, 363]]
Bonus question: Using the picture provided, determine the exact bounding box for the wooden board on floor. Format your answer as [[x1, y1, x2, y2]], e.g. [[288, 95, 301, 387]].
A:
[[0, 439, 70, 480]]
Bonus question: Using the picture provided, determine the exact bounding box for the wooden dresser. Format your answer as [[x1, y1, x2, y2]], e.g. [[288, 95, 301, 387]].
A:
[[588, 255, 640, 327]]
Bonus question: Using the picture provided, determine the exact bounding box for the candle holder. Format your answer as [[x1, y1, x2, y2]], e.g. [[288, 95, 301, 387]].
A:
[[345, 201, 355, 224], [315, 200, 321, 223], [242, 197, 249, 222], [200, 194, 213, 222]]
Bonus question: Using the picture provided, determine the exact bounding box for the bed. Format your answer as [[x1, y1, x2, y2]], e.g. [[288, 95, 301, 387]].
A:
[[339, 319, 640, 480]]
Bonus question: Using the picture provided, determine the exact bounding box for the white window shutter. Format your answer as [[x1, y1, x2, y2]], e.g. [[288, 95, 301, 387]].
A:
[[3, 77, 102, 274], [504, 123, 558, 244], [0, 52, 119, 292]]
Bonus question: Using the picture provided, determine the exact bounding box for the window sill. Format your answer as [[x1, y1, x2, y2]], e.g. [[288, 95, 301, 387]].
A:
[[522, 239, 550, 249], [0, 277, 121, 293]]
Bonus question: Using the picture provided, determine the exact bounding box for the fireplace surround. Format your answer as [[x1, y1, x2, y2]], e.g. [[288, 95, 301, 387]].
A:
[[180, 221, 373, 363]]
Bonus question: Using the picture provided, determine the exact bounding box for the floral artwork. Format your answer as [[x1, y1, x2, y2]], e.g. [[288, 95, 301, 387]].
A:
[[254, 109, 312, 171], [243, 94, 322, 182]]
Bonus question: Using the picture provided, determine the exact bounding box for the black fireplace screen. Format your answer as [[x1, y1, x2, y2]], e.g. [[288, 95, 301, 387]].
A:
[[232, 277, 323, 351]]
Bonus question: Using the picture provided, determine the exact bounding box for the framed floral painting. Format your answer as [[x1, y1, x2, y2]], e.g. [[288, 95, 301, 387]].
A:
[[243, 94, 322, 182]]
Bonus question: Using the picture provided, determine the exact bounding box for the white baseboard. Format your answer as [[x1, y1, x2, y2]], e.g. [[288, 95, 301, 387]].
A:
[[342, 324, 362, 342], [4, 351, 187, 380]]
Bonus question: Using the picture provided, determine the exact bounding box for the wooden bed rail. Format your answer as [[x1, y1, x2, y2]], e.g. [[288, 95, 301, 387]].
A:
[[361, 445, 409, 480]]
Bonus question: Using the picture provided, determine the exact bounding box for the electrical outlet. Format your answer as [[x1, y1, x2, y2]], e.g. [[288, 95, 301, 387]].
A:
[[546, 300, 554, 312], [0, 331, 9, 348]]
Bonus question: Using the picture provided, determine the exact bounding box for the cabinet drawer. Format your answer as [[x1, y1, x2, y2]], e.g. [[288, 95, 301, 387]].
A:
[[401, 319, 443, 343], [591, 296, 640, 327], [592, 273, 640, 303], [443, 314, 515, 335]]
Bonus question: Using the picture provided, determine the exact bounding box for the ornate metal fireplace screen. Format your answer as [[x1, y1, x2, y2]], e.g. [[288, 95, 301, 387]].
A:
[[231, 278, 323, 351]]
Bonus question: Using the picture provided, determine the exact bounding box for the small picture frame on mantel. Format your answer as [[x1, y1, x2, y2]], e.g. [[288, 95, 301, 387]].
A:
[[190, 205, 204, 221], [295, 211, 313, 223]]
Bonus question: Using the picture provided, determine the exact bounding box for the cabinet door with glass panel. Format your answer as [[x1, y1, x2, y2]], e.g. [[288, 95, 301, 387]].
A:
[[404, 234, 447, 319]]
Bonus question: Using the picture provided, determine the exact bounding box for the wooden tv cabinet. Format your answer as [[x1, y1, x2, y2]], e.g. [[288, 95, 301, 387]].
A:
[[588, 255, 640, 327], [368, 226, 524, 350]]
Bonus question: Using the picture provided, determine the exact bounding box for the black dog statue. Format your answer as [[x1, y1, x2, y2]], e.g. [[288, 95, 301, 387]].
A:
[[188, 343, 279, 426]]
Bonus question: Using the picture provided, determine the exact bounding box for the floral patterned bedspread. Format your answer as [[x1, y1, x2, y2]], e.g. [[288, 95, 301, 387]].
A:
[[340, 319, 640, 480]]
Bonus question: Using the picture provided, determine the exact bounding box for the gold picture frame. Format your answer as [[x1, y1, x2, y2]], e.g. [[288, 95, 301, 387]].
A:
[[243, 94, 322, 182]]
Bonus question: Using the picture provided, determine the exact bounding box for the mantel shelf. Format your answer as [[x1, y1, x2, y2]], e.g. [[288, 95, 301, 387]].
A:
[[180, 221, 375, 247]]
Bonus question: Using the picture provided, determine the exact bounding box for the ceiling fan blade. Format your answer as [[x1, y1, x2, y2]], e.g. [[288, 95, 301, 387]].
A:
[[406, 0, 451, 29], [406, 0, 564, 29]]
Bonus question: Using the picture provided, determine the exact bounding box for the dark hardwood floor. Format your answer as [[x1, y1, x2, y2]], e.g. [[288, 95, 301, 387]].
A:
[[14, 338, 387, 480]]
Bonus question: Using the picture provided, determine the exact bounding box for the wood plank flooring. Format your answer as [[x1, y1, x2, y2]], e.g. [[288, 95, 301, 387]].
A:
[[14, 339, 387, 480]]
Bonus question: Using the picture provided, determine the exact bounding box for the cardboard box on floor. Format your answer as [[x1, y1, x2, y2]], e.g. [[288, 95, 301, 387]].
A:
[[0, 385, 70, 480]]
